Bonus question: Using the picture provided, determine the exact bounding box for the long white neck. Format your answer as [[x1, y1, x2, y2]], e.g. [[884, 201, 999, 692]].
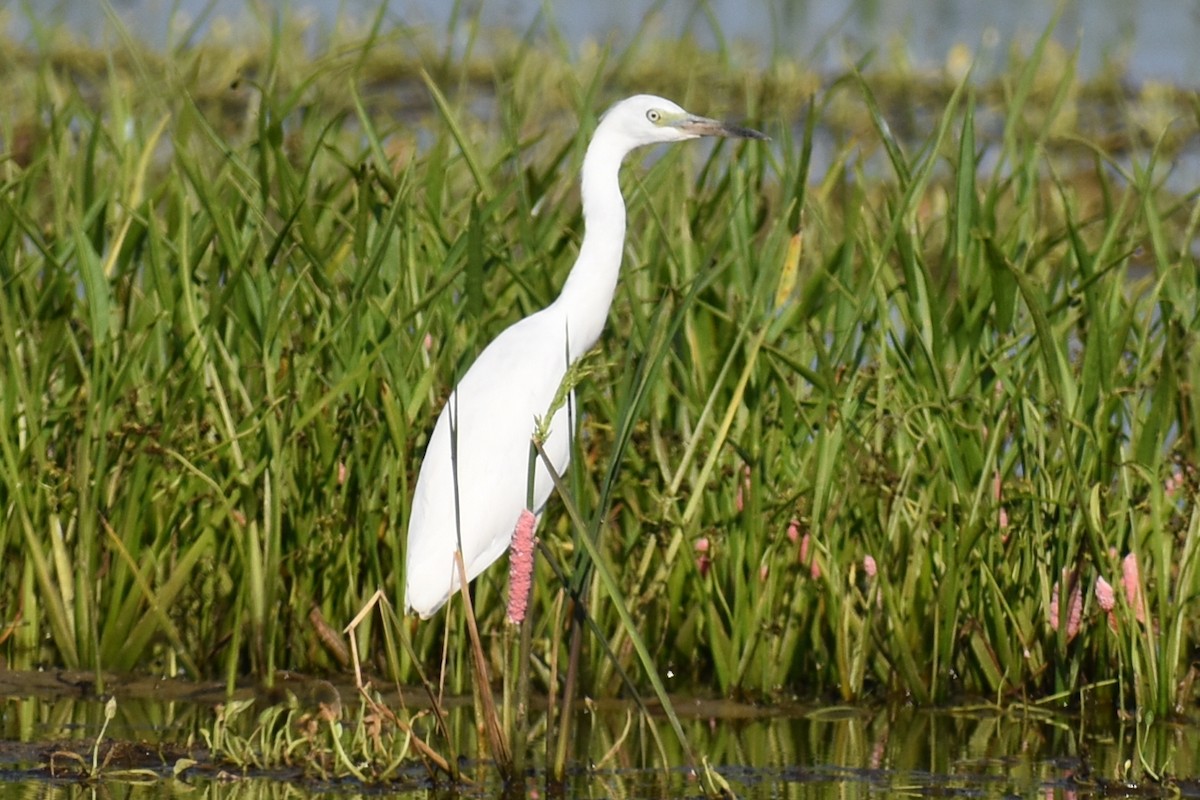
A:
[[551, 130, 629, 363]]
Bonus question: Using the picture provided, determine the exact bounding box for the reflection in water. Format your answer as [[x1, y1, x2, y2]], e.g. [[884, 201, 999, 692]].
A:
[[2, 681, 1198, 797]]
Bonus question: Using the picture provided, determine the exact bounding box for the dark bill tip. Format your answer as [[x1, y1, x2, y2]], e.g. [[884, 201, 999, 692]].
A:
[[680, 115, 769, 141], [720, 123, 770, 141]]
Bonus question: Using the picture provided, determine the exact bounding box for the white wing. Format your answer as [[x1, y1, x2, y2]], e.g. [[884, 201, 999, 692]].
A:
[[404, 307, 575, 618]]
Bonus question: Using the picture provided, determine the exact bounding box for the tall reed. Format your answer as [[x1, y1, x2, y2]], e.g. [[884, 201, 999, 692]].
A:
[[1, 9, 1198, 720]]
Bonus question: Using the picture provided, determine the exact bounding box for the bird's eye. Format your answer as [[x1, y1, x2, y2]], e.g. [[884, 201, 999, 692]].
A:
[[646, 109, 662, 124]]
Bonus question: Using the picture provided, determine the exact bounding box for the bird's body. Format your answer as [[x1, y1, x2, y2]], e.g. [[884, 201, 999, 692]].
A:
[[404, 95, 765, 618], [404, 306, 575, 617]]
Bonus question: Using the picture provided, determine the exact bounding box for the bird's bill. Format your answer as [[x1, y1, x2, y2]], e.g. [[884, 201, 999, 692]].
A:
[[677, 115, 769, 141]]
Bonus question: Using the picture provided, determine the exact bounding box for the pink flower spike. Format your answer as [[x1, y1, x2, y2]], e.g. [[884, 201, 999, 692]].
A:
[[787, 519, 800, 543], [759, 564, 769, 582], [797, 532, 820, 578], [992, 470, 1002, 502], [1122, 553, 1139, 594], [1067, 579, 1083, 639], [1095, 576, 1115, 611], [1049, 569, 1082, 641], [735, 465, 751, 512], [1096, 576, 1118, 633], [694, 538, 712, 577], [863, 555, 877, 578], [506, 509, 538, 625], [1122, 552, 1146, 624]]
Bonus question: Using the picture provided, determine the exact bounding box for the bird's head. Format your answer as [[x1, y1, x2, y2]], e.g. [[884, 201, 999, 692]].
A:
[[597, 94, 768, 150]]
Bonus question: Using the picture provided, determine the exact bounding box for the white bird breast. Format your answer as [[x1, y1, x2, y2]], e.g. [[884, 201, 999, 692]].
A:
[[404, 308, 576, 618]]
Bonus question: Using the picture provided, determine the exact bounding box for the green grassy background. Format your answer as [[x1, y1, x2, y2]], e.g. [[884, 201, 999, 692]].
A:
[[1, 10, 1198, 716]]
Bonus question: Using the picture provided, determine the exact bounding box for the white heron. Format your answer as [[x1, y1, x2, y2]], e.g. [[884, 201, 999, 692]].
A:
[[404, 94, 766, 618]]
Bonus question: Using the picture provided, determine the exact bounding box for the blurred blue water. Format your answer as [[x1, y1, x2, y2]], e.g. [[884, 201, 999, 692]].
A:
[[6, 0, 1200, 86]]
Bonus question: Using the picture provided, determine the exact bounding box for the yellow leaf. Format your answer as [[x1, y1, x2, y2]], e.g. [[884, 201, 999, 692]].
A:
[[774, 230, 803, 309]]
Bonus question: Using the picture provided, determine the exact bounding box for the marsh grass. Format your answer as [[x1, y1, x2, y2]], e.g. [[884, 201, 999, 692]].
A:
[[229, 695, 421, 781], [2, 6, 1200, 734]]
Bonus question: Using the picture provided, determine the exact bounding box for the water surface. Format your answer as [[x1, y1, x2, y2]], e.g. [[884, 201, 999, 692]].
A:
[[7, 0, 1200, 87], [2, 671, 1197, 798]]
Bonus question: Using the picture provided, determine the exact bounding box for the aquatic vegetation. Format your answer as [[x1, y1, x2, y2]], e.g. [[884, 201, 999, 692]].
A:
[[0, 6, 1199, 728], [4, 682, 1200, 790]]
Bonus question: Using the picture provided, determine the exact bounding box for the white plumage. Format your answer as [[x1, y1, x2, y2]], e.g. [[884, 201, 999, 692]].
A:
[[404, 94, 766, 618]]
